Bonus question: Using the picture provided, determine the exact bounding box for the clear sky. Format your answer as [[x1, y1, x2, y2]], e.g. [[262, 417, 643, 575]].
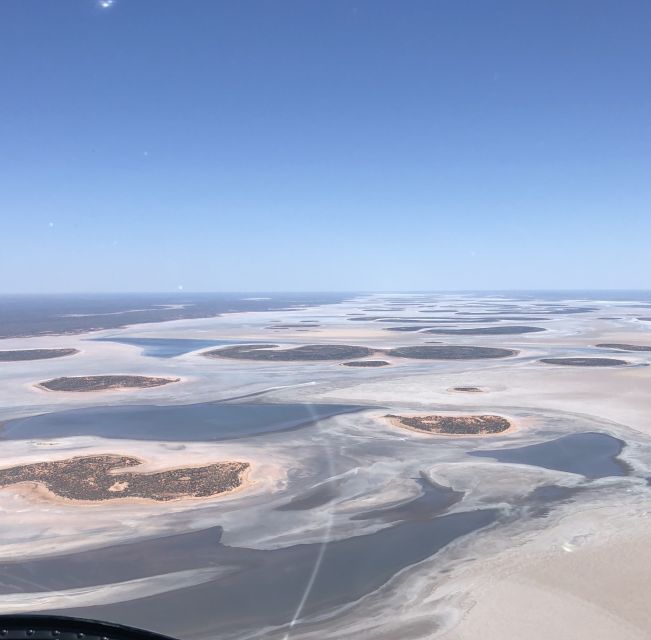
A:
[[1, 0, 649, 293]]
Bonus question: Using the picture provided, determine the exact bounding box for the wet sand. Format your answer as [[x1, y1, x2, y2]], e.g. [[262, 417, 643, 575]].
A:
[[438, 509, 651, 640]]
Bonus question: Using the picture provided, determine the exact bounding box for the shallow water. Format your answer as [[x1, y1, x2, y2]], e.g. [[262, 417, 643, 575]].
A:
[[0, 402, 363, 442], [41, 509, 498, 638], [352, 475, 464, 523], [276, 479, 343, 511], [525, 484, 582, 518], [470, 432, 628, 479], [92, 337, 263, 358]]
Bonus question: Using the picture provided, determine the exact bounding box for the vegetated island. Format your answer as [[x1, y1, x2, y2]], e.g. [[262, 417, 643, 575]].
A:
[[0, 455, 249, 502], [37, 375, 180, 392], [204, 344, 518, 362], [387, 345, 517, 359], [596, 343, 651, 352], [456, 315, 550, 321], [0, 348, 79, 362], [386, 414, 511, 435], [203, 344, 376, 361], [380, 318, 503, 324], [267, 323, 321, 329], [342, 360, 390, 367], [546, 306, 598, 315], [424, 326, 545, 335], [539, 357, 628, 367]]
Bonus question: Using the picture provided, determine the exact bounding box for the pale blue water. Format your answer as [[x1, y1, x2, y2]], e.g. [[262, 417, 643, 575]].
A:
[[470, 432, 628, 479], [0, 402, 363, 442], [91, 337, 262, 358]]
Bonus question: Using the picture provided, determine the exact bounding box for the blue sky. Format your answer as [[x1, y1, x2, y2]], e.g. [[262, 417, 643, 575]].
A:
[[1, 0, 649, 292]]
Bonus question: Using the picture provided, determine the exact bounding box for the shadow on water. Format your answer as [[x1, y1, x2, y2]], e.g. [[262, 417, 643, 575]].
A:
[[0, 403, 363, 442], [470, 432, 629, 479]]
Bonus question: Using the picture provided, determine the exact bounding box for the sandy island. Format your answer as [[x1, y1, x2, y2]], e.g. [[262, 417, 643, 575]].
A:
[[539, 357, 629, 367], [424, 326, 545, 335], [0, 348, 79, 362], [596, 343, 651, 352], [204, 344, 377, 361], [201, 343, 519, 363], [342, 360, 390, 367], [0, 455, 250, 503], [36, 375, 180, 392], [386, 414, 513, 436], [387, 346, 518, 360]]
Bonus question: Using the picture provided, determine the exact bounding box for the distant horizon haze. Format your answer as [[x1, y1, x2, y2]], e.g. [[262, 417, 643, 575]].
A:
[[2, 289, 651, 297]]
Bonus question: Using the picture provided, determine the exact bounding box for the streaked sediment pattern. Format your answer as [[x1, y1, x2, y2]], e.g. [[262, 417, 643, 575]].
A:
[[1, 291, 650, 639]]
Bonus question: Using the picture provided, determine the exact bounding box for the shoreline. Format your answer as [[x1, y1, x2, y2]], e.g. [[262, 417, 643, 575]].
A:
[[383, 413, 519, 438], [33, 375, 183, 393], [0, 460, 254, 506]]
